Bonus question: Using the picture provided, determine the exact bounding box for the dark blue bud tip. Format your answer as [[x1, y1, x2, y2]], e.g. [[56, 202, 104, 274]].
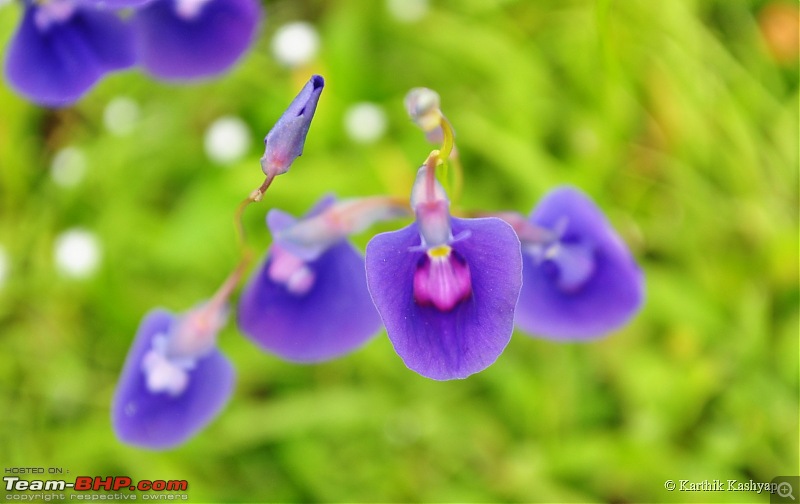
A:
[[311, 75, 324, 90]]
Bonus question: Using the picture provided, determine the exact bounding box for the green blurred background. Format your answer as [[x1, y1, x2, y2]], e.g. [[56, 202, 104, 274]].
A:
[[0, 0, 798, 502]]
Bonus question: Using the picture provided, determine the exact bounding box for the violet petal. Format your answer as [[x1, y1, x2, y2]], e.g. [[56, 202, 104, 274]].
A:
[[112, 309, 235, 450], [515, 186, 644, 339], [133, 0, 261, 80], [238, 241, 381, 363], [4, 4, 134, 106], [366, 217, 522, 380]]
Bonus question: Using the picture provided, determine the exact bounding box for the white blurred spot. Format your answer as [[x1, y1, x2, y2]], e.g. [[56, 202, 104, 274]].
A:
[[344, 103, 388, 144], [0, 0, 13, 9], [54, 228, 102, 279], [271, 22, 320, 67], [204, 116, 251, 165], [387, 0, 428, 22], [104, 97, 140, 136], [50, 147, 87, 188], [0, 245, 8, 290]]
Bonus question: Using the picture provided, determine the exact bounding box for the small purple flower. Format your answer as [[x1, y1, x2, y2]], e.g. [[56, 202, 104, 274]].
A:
[[132, 0, 261, 81], [4, 0, 135, 106], [112, 304, 234, 450], [514, 186, 644, 339], [260, 75, 325, 179], [366, 160, 522, 380], [238, 195, 403, 363]]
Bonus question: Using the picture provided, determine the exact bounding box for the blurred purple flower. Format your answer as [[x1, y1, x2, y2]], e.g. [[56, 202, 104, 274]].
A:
[[238, 195, 404, 363], [133, 0, 261, 81], [81, 0, 155, 7], [261, 75, 325, 179], [112, 305, 234, 450], [514, 186, 644, 339], [366, 162, 522, 380], [4, 0, 135, 106], [3, 0, 262, 106]]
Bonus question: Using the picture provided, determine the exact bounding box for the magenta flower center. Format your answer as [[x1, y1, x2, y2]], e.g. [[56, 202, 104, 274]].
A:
[[413, 245, 472, 312]]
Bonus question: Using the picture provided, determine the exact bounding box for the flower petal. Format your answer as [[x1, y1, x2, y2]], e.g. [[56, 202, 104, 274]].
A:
[[238, 241, 381, 363], [4, 5, 135, 106], [366, 217, 522, 380], [112, 309, 235, 450], [515, 187, 644, 339], [133, 0, 261, 80], [78, 0, 156, 7]]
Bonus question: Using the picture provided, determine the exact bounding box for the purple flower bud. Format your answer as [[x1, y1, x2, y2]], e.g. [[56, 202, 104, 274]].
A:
[[112, 305, 234, 450], [4, 0, 135, 106], [514, 186, 644, 339], [260, 75, 325, 178], [237, 195, 387, 363], [132, 0, 261, 81]]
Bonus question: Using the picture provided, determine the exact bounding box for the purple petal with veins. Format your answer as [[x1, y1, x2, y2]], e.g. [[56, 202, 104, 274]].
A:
[[366, 217, 522, 380], [515, 186, 644, 339]]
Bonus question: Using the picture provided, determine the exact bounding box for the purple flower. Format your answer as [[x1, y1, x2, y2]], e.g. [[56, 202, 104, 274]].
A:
[[514, 186, 644, 339], [132, 0, 261, 81], [365, 161, 522, 380], [4, 0, 135, 107], [238, 195, 404, 363], [112, 304, 234, 450], [260, 75, 325, 179]]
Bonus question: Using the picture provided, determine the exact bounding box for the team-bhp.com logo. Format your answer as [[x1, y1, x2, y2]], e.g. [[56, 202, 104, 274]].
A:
[[4, 475, 188, 492]]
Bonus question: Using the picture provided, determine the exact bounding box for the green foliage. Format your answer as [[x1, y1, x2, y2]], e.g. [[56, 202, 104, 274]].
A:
[[0, 0, 797, 502]]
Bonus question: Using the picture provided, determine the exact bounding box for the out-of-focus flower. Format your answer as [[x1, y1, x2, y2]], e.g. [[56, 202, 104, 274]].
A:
[[112, 304, 234, 450], [366, 159, 522, 380], [512, 187, 644, 339], [3, 0, 263, 106], [4, 0, 135, 106], [238, 195, 406, 363], [260, 75, 325, 179], [132, 0, 262, 80]]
